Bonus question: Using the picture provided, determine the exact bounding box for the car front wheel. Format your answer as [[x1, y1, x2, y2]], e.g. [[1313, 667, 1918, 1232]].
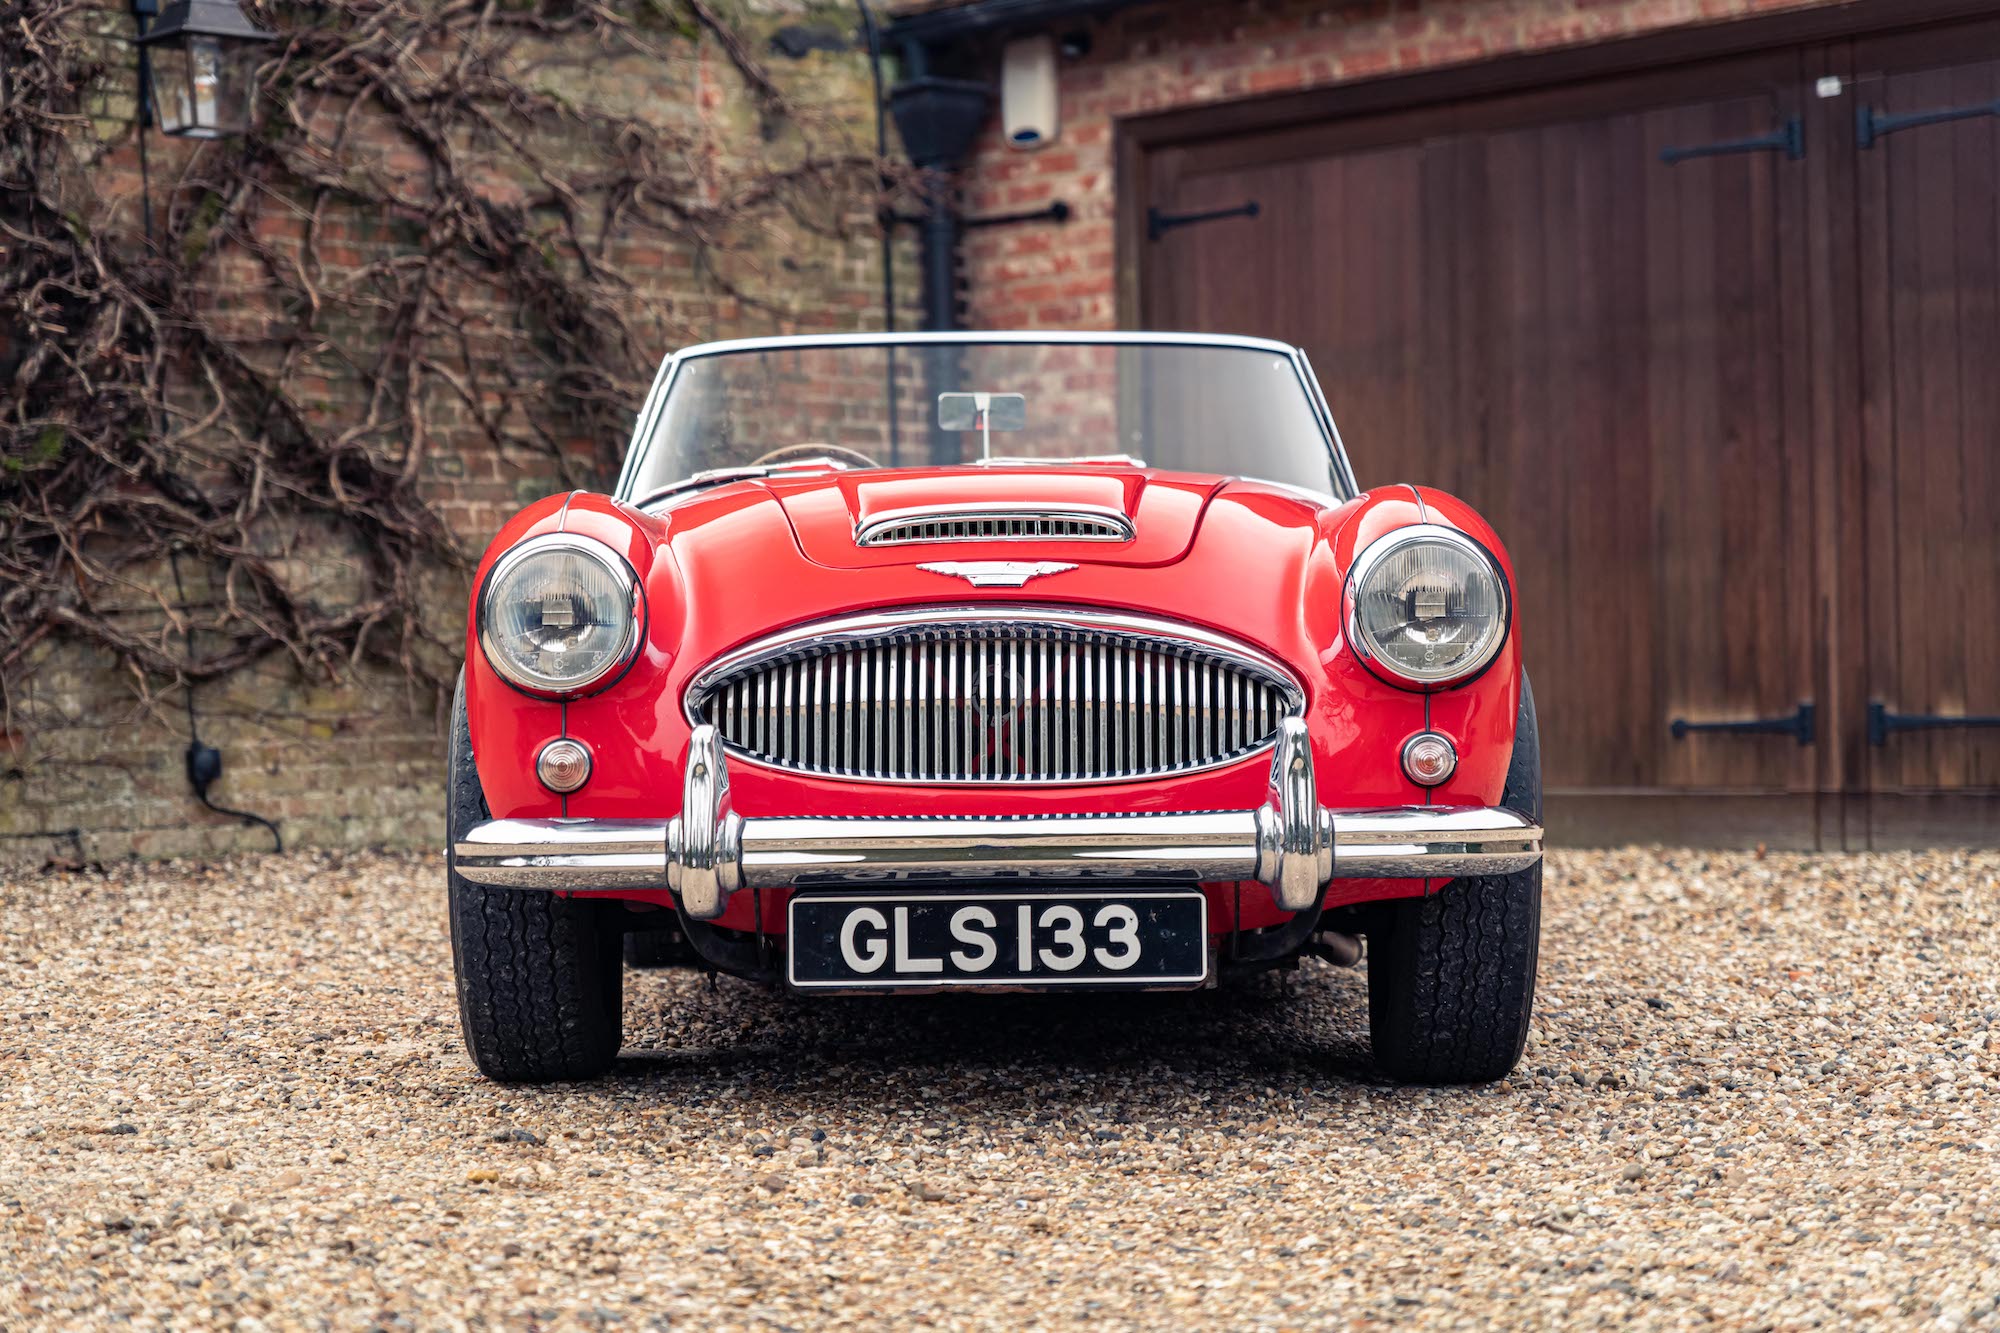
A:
[[1364, 672, 1542, 1085], [446, 676, 623, 1082]]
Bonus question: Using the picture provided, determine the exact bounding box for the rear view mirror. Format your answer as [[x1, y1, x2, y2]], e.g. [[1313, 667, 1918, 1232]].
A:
[[937, 392, 1026, 432]]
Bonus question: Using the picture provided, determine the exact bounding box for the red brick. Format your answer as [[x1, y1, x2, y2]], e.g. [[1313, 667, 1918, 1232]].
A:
[[13, 14, 898, 861], [961, 0, 1844, 329]]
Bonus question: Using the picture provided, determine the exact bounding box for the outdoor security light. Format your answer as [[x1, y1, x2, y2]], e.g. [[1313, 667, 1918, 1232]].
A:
[[135, 0, 276, 139]]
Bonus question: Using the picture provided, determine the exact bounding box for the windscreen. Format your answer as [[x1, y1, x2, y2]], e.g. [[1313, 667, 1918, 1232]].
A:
[[627, 341, 1340, 499]]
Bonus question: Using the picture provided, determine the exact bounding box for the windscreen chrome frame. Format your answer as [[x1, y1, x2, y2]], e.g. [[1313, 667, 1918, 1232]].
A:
[[614, 332, 1359, 504]]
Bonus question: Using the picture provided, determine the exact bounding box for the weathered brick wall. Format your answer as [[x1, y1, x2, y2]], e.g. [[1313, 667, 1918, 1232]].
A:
[[953, 0, 1852, 331], [1, 1, 909, 865], [4, 0, 1861, 865]]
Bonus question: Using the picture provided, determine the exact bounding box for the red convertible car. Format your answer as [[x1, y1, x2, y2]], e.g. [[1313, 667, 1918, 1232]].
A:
[[449, 333, 1542, 1084]]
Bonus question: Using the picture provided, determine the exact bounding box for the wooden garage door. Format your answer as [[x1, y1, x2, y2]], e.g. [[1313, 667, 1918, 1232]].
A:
[[1848, 22, 2000, 843], [1136, 18, 2000, 846], [1143, 53, 1822, 844]]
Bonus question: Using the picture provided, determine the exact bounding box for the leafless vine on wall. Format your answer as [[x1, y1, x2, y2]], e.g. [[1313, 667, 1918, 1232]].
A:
[[0, 0, 883, 744]]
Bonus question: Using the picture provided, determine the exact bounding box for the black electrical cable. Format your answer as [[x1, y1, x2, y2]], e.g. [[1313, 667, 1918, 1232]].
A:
[[168, 553, 283, 852]]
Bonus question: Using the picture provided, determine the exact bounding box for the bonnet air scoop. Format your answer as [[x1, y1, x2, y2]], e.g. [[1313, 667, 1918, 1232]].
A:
[[855, 505, 1135, 546], [767, 466, 1221, 570]]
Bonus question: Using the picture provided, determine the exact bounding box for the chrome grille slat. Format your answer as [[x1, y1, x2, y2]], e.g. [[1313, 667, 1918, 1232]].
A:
[[692, 614, 1302, 785], [948, 639, 962, 780], [1173, 656, 1186, 770], [1096, 640, 1109, 775], [1065, 642, 1079, 781], [916, 638, 929, 779]]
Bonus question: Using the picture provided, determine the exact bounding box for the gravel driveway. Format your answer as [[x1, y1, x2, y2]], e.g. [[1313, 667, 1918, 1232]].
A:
[[3, 849, 1997, 1329]]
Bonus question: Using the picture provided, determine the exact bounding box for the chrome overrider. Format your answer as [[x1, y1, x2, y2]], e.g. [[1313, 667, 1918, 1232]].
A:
[[453, 719, 1544, 919]]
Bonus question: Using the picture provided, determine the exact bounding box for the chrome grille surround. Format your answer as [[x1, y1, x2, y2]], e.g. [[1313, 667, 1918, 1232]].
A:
[[687, 607, 1305, 785], [855, 508, 1134, 546]]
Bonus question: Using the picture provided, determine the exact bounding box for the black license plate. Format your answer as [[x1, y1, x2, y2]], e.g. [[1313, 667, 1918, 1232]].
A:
[[787, 891, 1209, 990]]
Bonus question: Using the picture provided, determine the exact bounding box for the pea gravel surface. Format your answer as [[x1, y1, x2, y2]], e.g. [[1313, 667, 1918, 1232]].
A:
[[3, 849, 1998, 1330]]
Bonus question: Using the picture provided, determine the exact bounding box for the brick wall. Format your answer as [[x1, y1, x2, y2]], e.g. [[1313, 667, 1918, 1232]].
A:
[[951, 0, 1851, 331], [3, 0, 1861, 866], [1, 1, 910, 865]]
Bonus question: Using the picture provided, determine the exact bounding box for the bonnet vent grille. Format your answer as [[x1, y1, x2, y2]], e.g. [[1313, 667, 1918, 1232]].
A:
[[856, 510, 1133, 546]]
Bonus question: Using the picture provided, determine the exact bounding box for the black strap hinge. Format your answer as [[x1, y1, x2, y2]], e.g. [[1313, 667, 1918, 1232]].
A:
[[1147, 200, 1259, 241], [1661, 117, 1803, 166], [1868, 702, 2000, 746], [1670, 701, 1815, 746], [1857, 98, 2000, 149]]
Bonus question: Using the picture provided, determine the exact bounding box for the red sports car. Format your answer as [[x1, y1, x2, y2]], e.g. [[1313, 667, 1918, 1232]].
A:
[[449, 333, 1543, 1084]]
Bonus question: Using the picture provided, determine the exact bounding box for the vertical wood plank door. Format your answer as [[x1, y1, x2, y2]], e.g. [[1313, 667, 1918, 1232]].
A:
[[1850, 19, 2000, 845], [1140, 55, 1825, 846]]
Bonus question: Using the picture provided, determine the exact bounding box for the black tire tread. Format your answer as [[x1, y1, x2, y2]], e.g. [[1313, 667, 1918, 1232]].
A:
[[1366, 673, 1542, 1085], [447, 677, 622, 1082]]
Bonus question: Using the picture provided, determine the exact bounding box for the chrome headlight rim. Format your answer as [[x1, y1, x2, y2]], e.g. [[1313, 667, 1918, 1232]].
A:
[[477, 532, 646, 699], [1343, 523, 1511, 690]]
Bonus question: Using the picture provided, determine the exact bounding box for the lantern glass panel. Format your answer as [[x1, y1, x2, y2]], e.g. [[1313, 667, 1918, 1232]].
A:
[[147, 42, 195, 136], [197, 36, 260, 137], [188, 36, 232, 137], [146, 31, 259, 137]]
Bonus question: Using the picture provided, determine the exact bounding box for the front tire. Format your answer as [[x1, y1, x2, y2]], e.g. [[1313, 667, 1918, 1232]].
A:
[[1364, 673, 1542, 1085], [447, 676, 623, 1082]]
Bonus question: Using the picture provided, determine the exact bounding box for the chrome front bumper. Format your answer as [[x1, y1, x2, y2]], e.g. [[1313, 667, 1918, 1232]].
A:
[[453, 721, 1543, 920]]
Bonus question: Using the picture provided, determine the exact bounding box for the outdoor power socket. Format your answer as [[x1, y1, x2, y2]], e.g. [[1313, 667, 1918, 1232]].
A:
[[185, 739, 224, 798]]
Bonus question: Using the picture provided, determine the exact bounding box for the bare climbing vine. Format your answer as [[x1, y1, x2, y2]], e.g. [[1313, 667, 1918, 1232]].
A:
[[0, 0, 883, 739]]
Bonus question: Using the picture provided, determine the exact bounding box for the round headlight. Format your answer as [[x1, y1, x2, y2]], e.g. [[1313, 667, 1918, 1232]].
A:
[[1344, 525, 1509, 688], [478, 533, 643, 697]]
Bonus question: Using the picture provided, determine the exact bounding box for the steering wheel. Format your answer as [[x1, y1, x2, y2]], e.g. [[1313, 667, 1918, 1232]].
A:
[[749, 443, 877, 471]]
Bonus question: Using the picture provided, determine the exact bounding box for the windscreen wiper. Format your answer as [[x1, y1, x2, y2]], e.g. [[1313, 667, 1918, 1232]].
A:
[[632, 466, 774, 510], [634, 459, 860, 510]]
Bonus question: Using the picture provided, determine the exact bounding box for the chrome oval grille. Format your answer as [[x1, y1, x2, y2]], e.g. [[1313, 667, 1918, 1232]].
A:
[[689, 610, 1303, 784], [856, 510, 1133, 546]]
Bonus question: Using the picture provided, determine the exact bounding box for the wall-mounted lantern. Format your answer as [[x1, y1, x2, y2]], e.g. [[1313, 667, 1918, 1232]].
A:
[[135, 0, 277, 139]]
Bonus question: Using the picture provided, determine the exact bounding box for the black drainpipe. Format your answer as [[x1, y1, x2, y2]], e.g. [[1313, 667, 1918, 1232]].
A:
[[920, 194, 959, 335], [882, 1, 1114, 336], [885, 51, 991, 460], [886, 49, 991, 333], [881, 2, 1115, 453]]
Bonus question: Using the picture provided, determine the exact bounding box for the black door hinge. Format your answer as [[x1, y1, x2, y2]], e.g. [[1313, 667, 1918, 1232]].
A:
[[1147, 200, 1260, 241], [1670, 701, 1815, 746], [1857, 98, 2000, 148], [1868, 701, 2000, 746], [1660, 116, 1804, 166]]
